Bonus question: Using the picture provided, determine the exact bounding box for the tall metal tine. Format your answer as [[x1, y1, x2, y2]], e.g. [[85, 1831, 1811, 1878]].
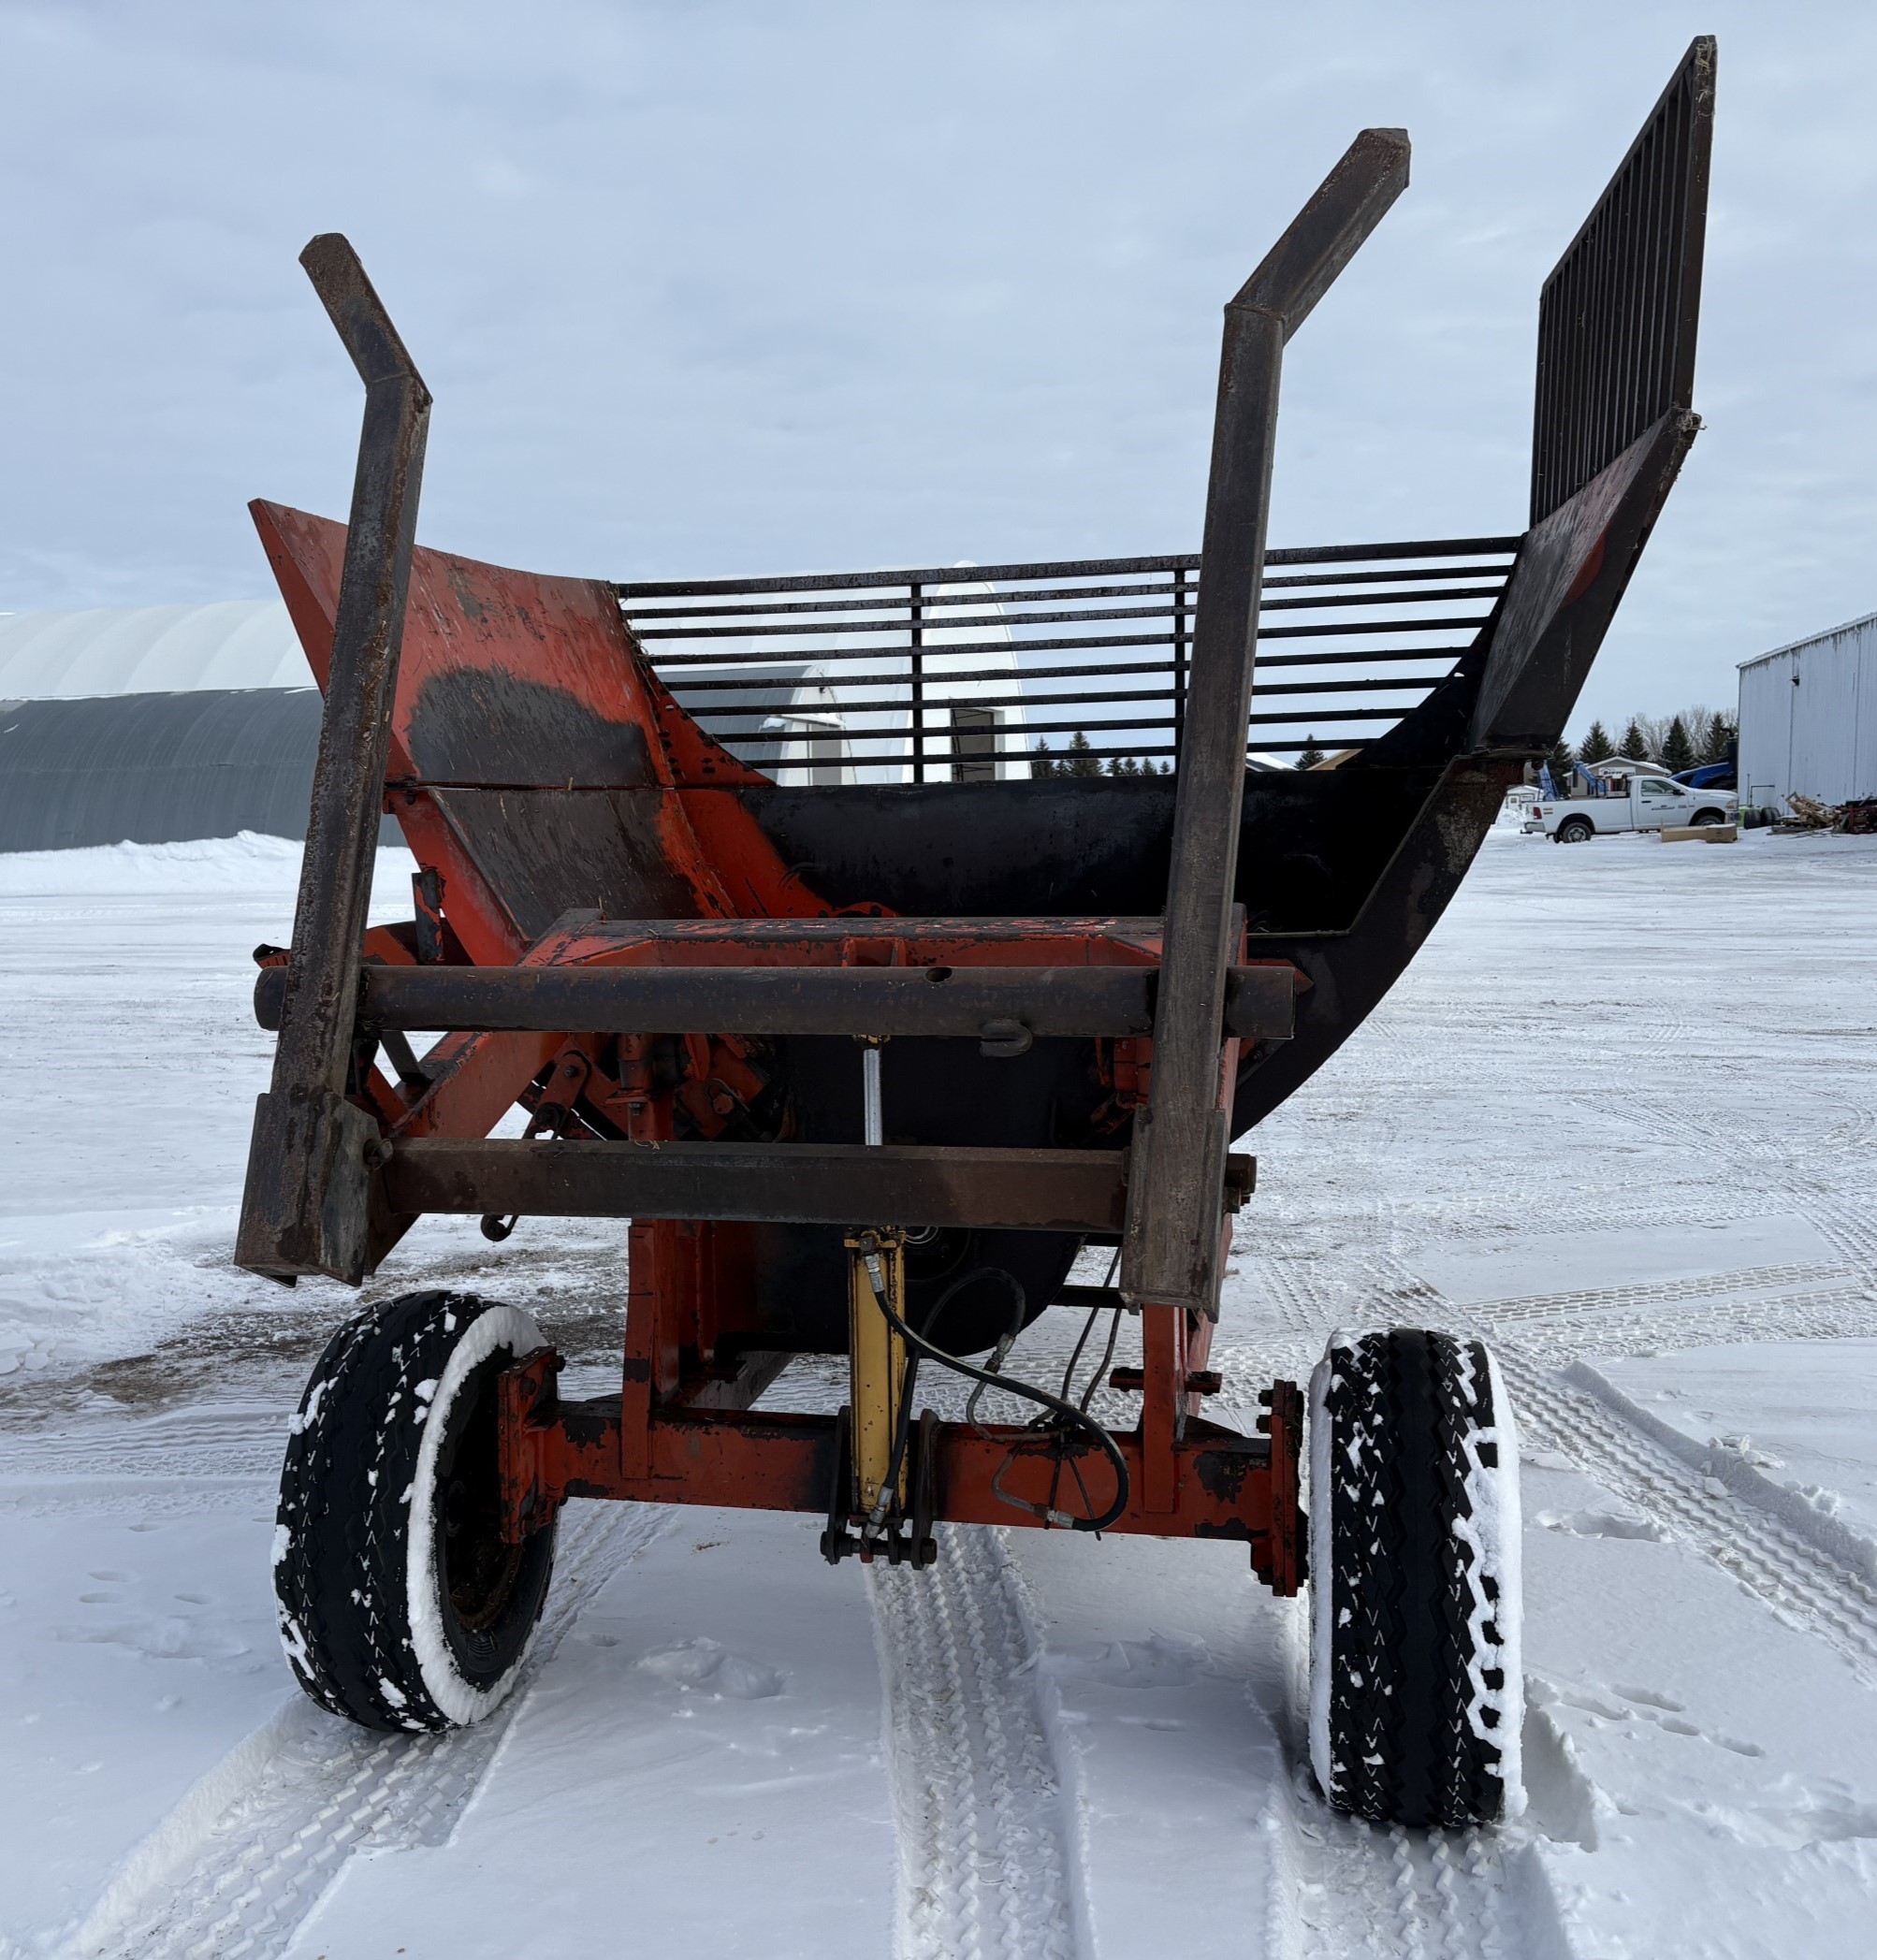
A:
[[235, 236, 431, 1283], [1119, 126, 1410, 1320]]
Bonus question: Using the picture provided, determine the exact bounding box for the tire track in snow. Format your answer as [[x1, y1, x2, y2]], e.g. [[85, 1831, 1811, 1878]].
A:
[[1228, 1227, 1516, 1960], [1582, 1091, 1877, 1300], [1501, 1285, 1877, 1372], [869, 1524, 1083, 1960], [1281, 1777, 1507, 1960], [1389, 1189, 1799, 1250], [1463, 1259, 1877, 1372], [1467, 1261, 1856, 1325], [1500, 1349, 1877, 1687], [1346, 1242, 1877, 1689], [0, 1403, 288, 1490], [56, 1500, 667, 1960]]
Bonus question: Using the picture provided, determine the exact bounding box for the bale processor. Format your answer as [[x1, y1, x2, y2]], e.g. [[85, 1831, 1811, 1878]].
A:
[[241, 40, 1714, 1830]]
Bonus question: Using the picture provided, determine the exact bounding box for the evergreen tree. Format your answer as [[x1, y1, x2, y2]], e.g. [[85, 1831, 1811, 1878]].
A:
[[1545, 735, 1575, 791], [1620, 718, 1650, 761], [1107, 754, 1141, 777], [1662, 715, 1695, 773], [1064, 731, 1103, 778], [1579, 718, 1612, 766], [1031, 739, 1056, 777], [1701, 714, 1736, 765], [1296, 735, 1325, 770]]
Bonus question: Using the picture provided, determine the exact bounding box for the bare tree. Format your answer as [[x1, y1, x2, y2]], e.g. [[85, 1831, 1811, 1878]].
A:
[[1608, 704, 1728, 763]]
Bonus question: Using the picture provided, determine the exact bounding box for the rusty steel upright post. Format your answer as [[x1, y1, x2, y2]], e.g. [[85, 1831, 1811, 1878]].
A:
[[1121, 130, 1409, 1316], [235, 235, 432, 1284]]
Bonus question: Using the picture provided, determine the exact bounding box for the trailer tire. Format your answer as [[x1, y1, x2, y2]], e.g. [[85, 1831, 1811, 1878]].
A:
[[273, 1289, 558, 1732], [1307, 1328, 1523, 1827], [1555, 815, 1594, 843]]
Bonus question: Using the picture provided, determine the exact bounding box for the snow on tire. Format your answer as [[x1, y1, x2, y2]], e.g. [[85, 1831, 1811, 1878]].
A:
[[274, 1289, 559, 1732], [1307, 1327, 1523, 1827]]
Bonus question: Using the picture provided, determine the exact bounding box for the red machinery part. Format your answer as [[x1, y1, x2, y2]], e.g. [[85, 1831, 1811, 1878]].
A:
[[496, 1343, 1306, 1593]]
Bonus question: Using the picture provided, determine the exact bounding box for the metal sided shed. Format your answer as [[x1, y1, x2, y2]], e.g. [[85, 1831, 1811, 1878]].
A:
[[1738, 610, 1877, 813]]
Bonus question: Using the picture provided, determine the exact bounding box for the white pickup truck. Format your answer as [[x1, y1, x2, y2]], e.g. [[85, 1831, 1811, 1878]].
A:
[[1526, 774, 1736, 841]]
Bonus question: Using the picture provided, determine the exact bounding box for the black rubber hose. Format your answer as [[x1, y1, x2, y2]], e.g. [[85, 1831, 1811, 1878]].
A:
[[872, 1264, 1007, 1524], [862, 1263, 1129, 1532]]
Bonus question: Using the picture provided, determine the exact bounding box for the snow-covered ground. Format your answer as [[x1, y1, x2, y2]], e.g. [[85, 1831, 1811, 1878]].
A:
[[2, 822, 1874, 1959]]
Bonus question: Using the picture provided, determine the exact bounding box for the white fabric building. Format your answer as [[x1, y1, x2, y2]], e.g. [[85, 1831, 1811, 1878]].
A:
[[0, 585, 1037, 851], [1738, 610, 1877, 812], [0, 602, 318, 852], [0, 601, 308, 701]]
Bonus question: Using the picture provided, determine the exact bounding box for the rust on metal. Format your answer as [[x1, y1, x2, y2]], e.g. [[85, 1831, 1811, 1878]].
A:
[[235, 237, 431, 1285], [240, 48, 1712, 1594]]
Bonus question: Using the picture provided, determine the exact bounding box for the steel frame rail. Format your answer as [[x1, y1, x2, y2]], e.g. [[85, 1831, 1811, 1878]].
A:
[[496, 1356, 1306, 1592]]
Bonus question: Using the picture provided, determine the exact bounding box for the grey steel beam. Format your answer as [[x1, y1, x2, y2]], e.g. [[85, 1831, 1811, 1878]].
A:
[[383, 1140, 1128, 1234], [1121, 128, 1410, 1316], [251, 960, 1302, 1044], [235, 236, 431, 1285]]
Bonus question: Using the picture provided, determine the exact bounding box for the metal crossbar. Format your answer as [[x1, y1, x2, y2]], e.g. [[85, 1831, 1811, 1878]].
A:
[[618, 536, 1518, 781]]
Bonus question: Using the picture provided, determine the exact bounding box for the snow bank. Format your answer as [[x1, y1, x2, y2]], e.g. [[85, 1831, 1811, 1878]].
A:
[[0, 831, 303, 895], [0, 831, 421, 1379], [0, 831, 416, 897], [0, 1208, 272, 1377]]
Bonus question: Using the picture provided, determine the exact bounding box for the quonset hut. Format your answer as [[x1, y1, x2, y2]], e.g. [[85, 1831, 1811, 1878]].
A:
[[0, 594, 953, 851], [0, 602, 322, 852]]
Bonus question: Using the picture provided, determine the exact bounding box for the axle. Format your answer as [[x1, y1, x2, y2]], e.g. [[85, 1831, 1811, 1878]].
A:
[[496, 1346, 1306, 1593]]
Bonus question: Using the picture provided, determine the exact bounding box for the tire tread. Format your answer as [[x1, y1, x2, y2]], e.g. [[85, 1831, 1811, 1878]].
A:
[[274, 1290, 533, 1733], [1320, 1328, 1507, 1827]]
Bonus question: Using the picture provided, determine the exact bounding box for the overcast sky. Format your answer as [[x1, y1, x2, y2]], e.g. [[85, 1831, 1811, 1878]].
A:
[[1, 0, 1872, 736]]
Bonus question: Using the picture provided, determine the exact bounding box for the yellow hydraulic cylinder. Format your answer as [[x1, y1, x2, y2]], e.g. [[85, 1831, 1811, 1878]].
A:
[[846, 1226, 909, 1518]]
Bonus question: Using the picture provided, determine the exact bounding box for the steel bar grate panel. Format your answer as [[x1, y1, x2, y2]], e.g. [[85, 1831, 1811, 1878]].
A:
[[618, 536, 1516, 781], [1529, 36, 1713, 524]]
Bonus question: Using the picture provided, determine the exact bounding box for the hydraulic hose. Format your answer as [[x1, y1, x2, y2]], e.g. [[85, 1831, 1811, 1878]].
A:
[[862, 1263, 1130, 1533]]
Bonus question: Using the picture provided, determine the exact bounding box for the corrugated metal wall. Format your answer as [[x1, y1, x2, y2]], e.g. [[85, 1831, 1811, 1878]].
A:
[[1739, 612, 1877, 811]]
